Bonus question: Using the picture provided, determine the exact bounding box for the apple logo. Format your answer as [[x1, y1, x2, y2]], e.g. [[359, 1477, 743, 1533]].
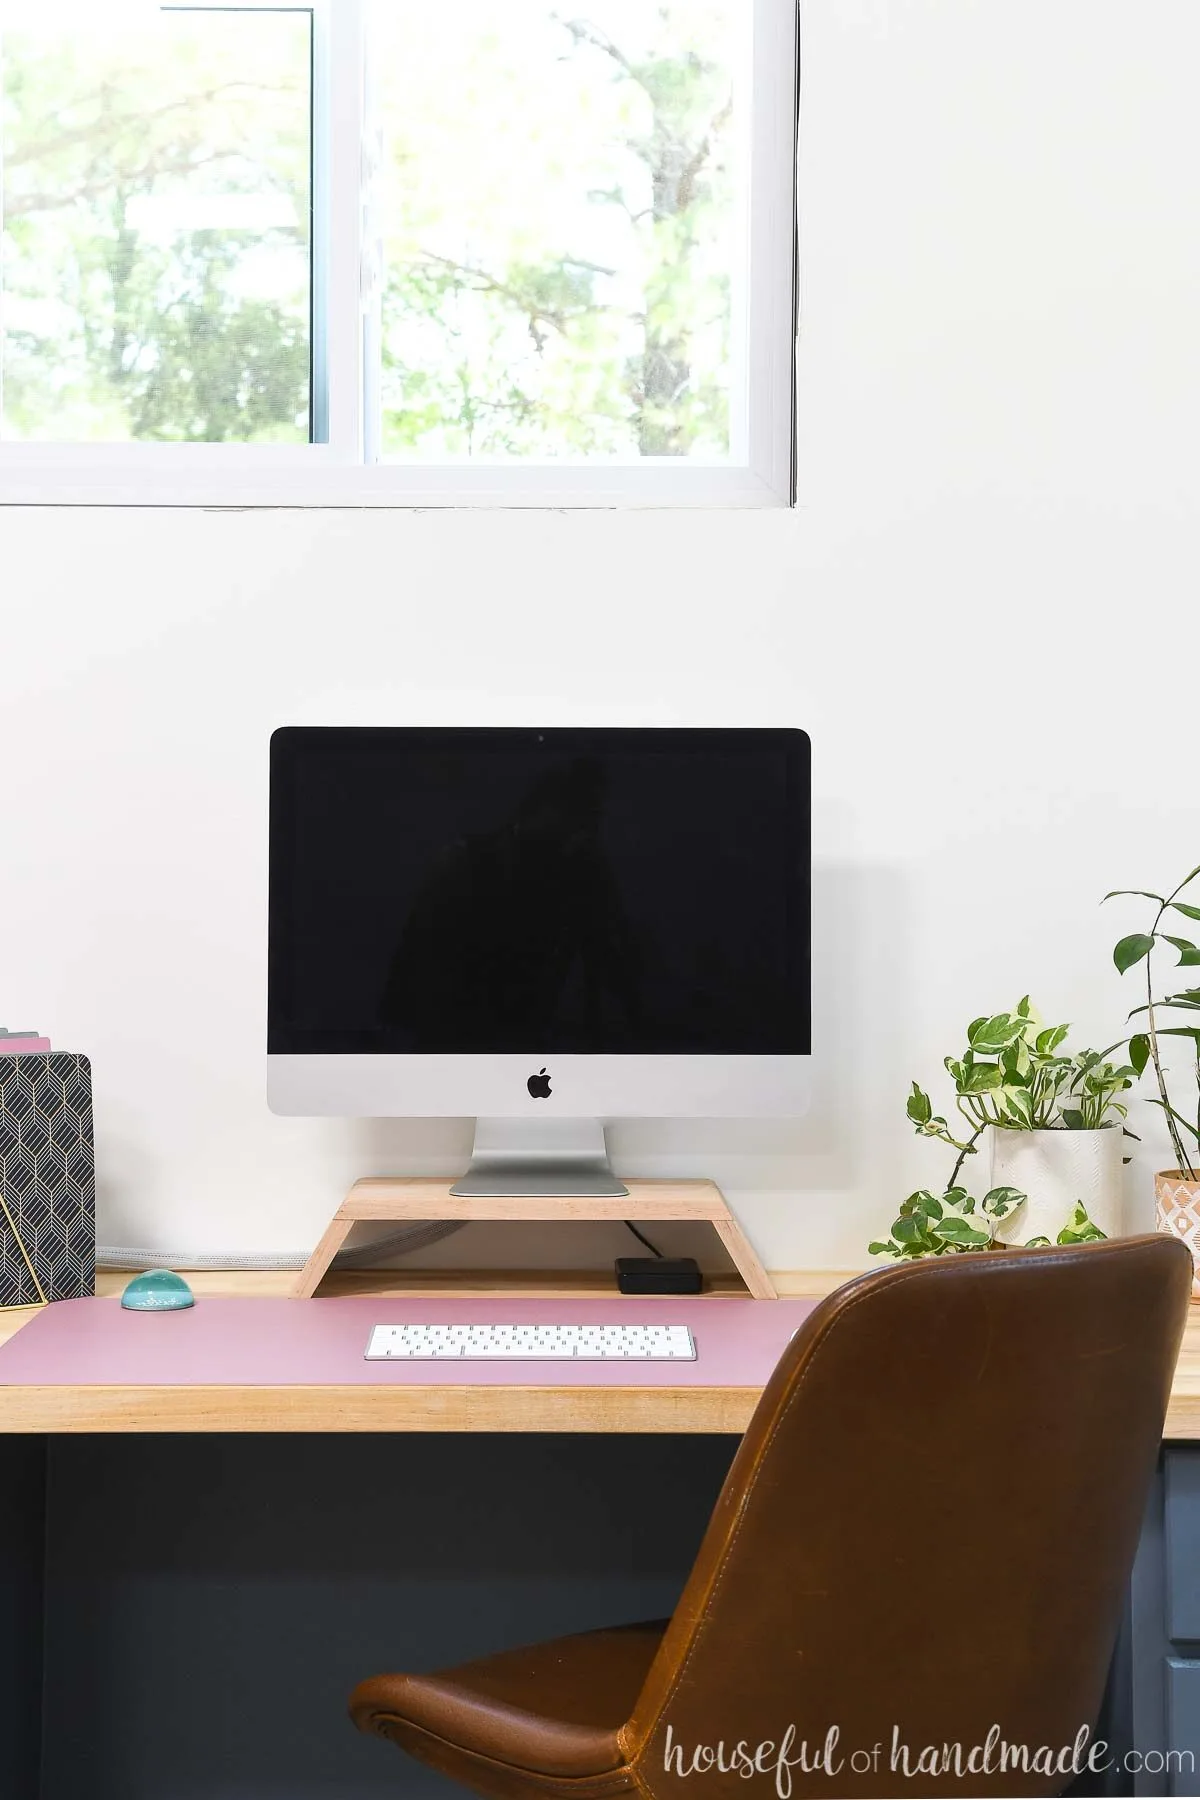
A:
[[527, 1068, 552, 1099]]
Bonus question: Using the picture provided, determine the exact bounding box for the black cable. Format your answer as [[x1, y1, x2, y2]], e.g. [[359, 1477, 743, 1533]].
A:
[[623, 1219, 664, 1258]]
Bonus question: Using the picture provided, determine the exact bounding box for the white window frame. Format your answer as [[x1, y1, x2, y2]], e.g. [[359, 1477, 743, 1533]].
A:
[[0, 0, 798, 508]]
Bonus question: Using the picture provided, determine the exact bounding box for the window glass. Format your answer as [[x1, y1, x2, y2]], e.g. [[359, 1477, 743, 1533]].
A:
[[373, 0, 743, 463], [1, 4, 312, 443]]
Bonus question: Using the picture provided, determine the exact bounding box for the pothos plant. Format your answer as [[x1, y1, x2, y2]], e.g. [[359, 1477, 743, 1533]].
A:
[[906, 998, 1135, 1190], [1106, 862, 1200, 1180], [870, 999, 1116, 1261]]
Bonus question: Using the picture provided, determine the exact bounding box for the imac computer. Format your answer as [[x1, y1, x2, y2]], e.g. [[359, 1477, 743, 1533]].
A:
[[268, 727, 810, 1197]]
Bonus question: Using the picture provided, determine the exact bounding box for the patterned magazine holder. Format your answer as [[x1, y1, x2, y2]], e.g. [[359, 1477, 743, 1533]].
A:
[[0, 1053, 96, 1310]]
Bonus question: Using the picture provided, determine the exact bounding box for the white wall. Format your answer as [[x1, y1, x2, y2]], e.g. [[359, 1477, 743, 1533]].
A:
[[2, 0, 1198, 1273]]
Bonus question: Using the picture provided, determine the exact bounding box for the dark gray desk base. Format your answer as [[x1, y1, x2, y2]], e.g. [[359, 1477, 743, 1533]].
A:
[[1132, 1449, 1200, 1797], [0, 1438, 44, 1796], [2, 1434, 1185, 1798]]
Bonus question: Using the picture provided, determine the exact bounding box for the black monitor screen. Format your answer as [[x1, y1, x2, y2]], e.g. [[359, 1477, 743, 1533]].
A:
[[269, 728, 810, 1055]]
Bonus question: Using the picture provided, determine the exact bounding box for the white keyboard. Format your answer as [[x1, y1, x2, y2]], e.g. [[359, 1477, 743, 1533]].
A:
[[365, 1323, 696, 1362]]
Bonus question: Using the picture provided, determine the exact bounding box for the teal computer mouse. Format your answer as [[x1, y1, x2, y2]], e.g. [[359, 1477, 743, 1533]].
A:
[[121, 1270, 195, 1311]]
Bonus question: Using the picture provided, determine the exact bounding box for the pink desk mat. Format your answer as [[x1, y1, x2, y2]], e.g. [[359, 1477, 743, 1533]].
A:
[[0, 1296, 821, 1389]]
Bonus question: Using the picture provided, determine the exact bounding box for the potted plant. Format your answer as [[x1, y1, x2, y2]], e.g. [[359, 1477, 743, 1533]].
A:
[[904, 998, 1134, 1243], [1106, 862, 1200, 1290]]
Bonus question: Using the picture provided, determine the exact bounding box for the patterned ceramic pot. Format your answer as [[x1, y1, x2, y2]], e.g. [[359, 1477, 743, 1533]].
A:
[[1155, 1171, 1200, 1298]]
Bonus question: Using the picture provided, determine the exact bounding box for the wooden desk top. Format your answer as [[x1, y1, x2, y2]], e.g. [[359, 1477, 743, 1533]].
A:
[[2, 1269, 1200, 1436]]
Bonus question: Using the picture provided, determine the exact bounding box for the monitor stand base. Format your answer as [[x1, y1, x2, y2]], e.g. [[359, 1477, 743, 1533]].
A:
[[450, 1118, 629, 1199], [293, 1170, 777, 1299]]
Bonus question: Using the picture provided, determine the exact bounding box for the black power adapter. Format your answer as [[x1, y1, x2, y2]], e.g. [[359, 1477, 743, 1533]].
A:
[[615, 1256, 703, 1295]]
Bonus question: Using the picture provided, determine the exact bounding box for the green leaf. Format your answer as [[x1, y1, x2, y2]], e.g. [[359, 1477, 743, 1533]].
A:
[[1160, 936, 1200, 967], [968, 1013, 1026, 1052], [961, 1062, 1004, 1093], [906, 1082, 933, 1126], [1024, 1236, 1052, 1248], [1173, 903, 1200, 921], [1130, 1033, 1151, 1075], [1056, 1200, 1107, 1245], [936, 1217, 992, 1246], [1114, 933, 1156, 974], [1000, 1085, 1035, 1126], [868, 1241, 897, 1257], [1147, 1099, 1200, 1142], [1073, 1201, 1103, 1234], [892, 1216, 923, 1245], [1103, 890, 1166, 903], [1058, 1224, 1107, 1245], [1060, 1108, 1086, 1130], [982, 1186, 1026, 1218], [907, 1188, 942, 1208]]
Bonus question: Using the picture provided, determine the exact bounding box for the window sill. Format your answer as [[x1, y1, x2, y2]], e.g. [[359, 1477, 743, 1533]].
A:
[[0, 456, 792, 510]]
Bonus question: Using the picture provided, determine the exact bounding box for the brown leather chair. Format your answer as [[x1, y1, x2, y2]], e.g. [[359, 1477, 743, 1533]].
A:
[[350, 1236, 1190, 1797]]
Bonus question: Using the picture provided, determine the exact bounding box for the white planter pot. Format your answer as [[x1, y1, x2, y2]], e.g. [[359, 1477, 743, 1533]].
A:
[[989, 1128, 1125, 1244]]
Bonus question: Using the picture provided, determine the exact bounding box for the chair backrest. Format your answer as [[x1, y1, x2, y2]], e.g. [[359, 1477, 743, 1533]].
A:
[[625, 1236, 1191, 1798]]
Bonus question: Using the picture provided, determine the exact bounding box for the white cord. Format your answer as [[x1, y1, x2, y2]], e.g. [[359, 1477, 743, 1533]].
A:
[[95, 1220, 462, 1272]]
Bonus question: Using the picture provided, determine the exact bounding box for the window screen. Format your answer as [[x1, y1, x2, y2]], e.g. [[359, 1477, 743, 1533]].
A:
[[1, 4, 312, 443], [374, 0, 743, 462]]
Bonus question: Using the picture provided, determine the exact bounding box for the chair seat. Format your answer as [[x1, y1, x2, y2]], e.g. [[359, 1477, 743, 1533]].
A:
[[350, 1619, 667, 1783]]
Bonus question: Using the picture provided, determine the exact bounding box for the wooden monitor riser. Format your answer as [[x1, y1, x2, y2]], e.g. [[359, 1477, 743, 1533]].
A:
[[295, 1178, 778, 1300]]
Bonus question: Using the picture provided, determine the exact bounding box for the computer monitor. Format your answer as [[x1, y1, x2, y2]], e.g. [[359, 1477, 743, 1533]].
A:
[[268, 727, 810, 1196]]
